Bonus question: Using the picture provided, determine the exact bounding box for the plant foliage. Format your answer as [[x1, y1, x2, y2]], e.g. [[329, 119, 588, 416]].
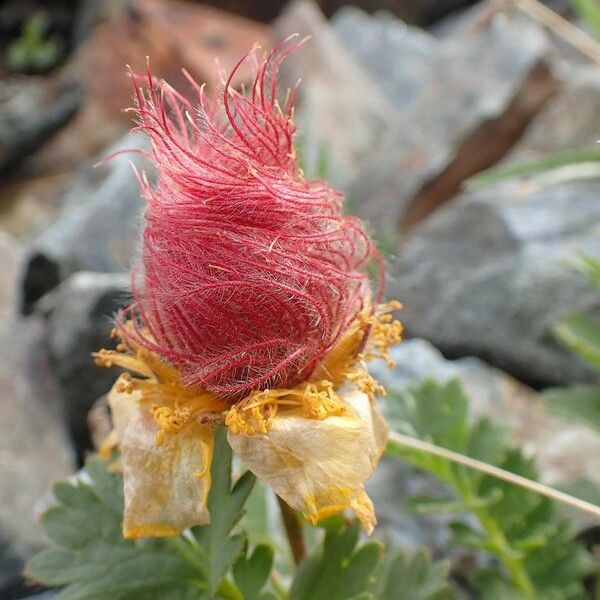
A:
[[26, 430, 267, 600], [544, 255, 600, 433], [385, 379, 594, 599]]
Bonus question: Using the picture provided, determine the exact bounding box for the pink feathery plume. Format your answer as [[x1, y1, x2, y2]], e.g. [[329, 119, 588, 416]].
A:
[[123, 39, 383, 398]]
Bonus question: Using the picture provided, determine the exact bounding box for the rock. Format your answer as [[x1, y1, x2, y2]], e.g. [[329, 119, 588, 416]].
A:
[[509, 65, 600, 159], [388, 179, 600, 387], [201, 0, 480, 25], [0, 317, 74, 597], [367, 339, 600, 547], [41, 272, 130, 459], [21, 133, 149, 314], [275, 0, 399, 190], [331, 8, 438, 114], [0, 76, 81, 175], [330, 3, 558, 241], [0, 172, 70, 239], [0, 229, 22, 336]]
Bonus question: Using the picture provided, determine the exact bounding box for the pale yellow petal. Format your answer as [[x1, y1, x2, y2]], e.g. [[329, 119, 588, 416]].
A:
[[227, 387, 387, 534], [120, 408, 213, 538], [107, 376, 142, 442], [98, 376, 142, 459]]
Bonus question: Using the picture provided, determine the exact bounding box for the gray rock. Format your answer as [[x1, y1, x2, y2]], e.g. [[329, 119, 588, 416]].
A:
[[0, 77, 81, 176], [0, 229, 23, 336], [0, 317, 74, 596], [41, 271, 130, 460], [275, 0, 400, 190], [21, 133, 150, 313], [331, 4, 557, 242], [332, 8, 439, 114], [509, 65, 600, 159], [388, 179, 600, 387], [368, 339, 600, 547]]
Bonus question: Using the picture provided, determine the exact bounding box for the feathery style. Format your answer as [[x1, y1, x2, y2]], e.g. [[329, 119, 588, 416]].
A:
[[127, 41, 381, 397]]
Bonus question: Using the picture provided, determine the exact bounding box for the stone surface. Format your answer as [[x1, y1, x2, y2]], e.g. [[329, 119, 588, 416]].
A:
[[0, 229, 22, 336], [509, 65, 600, 159], [367, 339, 600, 547], [0, 76, 81, 175], [330, 3, 558, 240], [388, 179, 600, 387], [275, 0, 400, 190], [199, 0, 480, 25], [0, 317, 74, 596], [0, 172, 70, 239], [41, 271, 130, 459], [21, 133, 149, 314]]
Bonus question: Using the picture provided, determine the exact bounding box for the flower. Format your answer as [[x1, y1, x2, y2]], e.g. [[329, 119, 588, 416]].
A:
[[96, 40, 402, 538]]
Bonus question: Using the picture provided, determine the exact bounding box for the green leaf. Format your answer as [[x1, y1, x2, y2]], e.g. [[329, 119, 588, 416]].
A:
[[233, 543, 274, 600], [26, 458, 203, 599], [26, 430, 261, 600], [192, 426, 256, 593], [554, 313, 600, 371], [289, 519, 382, 600], [384, 378, 593, 599], [466, 149, 600, 188], [241, 479, 271, 545], [374, 548, 450, 600], [544, 384, 600, 432], [574, 254, 600, 289]]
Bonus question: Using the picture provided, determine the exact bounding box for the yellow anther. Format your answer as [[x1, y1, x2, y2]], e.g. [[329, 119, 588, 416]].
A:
[[115, 372, 135, 394], [152, 405, 192, 445], [364, 302, 403, 368]]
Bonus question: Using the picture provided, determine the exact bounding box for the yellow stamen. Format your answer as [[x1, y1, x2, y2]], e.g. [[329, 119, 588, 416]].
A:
[[153, 405, 191, 445], [97, 302, 402, 440], [224, 302, 402, 435]]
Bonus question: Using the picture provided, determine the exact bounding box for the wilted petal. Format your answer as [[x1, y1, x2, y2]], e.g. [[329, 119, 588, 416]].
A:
[[228, 387, 388, 534], [120, 407, 213, 539]]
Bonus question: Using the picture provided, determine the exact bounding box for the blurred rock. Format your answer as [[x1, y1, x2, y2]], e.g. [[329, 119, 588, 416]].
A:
[[41, 271, 129, 459], [0, 317, 74, 594], [26, 0, 273, 175], [21, 133, 148, 314], [388, 179, 600, 387], [368, 339, 600, 549], [0, 172, 69, 239], [276, 0, 400, 189], [0, 76, 81, 175], [332, 8, 438, 114], [0, 229, 22, 335], [330, 3, 558, 241], [201, 0, 480, 25], [509, 65, 600, 158]]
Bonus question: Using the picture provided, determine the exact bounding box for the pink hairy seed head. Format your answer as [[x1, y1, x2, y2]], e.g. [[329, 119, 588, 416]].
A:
[[123, 40, 383, 398]]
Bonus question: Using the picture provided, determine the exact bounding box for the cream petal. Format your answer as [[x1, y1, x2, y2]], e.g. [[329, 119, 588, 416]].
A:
[[120, 407, 213, 538], [227, 387, 387, 534], [107, 377, 142, 443]]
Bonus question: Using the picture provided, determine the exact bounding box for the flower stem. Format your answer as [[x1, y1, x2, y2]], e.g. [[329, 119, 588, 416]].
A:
[[276, 495, 306, 565]]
